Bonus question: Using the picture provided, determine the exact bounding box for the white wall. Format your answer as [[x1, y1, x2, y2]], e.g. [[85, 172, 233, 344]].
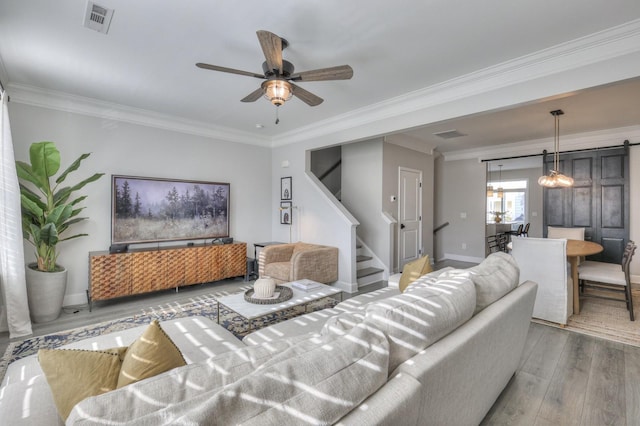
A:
[[271, 140, 359, 292], [9, 103, 272, 306]]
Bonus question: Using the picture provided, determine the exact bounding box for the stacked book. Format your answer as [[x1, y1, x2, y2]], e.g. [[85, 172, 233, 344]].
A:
[[291, 279, 323, 291]]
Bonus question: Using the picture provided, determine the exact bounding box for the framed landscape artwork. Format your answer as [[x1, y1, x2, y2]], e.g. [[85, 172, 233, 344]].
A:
[[281, 176, 292, 200], [111, 175, 230, 245]]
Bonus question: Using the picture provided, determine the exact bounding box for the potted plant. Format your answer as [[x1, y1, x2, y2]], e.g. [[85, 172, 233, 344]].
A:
[[16, 141, 103, 322]]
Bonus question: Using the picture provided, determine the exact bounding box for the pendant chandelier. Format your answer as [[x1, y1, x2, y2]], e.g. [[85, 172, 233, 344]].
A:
[[496, 164, 504, 198], [538, 109, 574, 188], [487, 163, 494, 197]]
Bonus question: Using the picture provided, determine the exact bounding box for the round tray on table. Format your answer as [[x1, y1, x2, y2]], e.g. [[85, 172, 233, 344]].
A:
[[244, 285, 293, 304]]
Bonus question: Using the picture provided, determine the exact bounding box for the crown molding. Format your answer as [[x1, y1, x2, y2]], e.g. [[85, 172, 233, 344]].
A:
[[7, 83, 270, 146], [274, 19, 640, 147], [442, 125, 640, 162], [5, 19, 640, 150]]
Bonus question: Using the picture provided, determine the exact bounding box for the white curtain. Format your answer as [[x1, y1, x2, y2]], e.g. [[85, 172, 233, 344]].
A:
[[0, 90, 32, 338]]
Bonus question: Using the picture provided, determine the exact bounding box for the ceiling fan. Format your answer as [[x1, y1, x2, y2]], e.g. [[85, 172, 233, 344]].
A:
[[196, 30, 353, 108]]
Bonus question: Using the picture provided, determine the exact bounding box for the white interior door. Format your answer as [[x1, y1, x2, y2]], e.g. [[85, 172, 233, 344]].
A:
[[398, 167, 422, 269]]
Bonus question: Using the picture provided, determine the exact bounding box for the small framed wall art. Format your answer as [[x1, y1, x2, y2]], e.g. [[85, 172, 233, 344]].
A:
[[280, 201, 292, 224], [281, 176, 292, 200]]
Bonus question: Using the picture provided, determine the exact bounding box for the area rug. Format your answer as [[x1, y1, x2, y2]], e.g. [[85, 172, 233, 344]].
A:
[[533, 288, 640, 347], [0, 286, 249, 383]]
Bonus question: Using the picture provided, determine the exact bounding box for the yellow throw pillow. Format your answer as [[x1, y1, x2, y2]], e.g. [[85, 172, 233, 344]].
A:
[[38, 347, 127, 420], [117, 319, 186, 388], [399, 255, 433, 293]]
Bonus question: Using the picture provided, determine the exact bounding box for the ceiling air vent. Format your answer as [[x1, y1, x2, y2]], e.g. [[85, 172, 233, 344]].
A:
[[432, 129, 467, 140], [83, 2, 114, 34]]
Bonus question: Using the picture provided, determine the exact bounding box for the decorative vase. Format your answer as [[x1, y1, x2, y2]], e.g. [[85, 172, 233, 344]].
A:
[[25, 263, 67, 323], [494, 215, 502, 223], [254, 277, 276, 299]]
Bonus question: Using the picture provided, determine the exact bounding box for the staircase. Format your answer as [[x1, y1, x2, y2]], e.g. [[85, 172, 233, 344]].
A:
[[355, 240, 385, 288]]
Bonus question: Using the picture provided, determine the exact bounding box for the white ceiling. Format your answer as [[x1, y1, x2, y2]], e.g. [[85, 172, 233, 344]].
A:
[[1, 0, 640, 153]]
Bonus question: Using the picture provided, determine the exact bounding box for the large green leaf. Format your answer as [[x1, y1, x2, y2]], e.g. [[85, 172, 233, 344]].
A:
[[46, 205, 73, 227], [39, 223, 59, 246], [29, 141, 60, 180], [56, 153, 90, 184], [16, 161, 46, 191], [20, 194, 44, 222], [53, 173, 103, 205]]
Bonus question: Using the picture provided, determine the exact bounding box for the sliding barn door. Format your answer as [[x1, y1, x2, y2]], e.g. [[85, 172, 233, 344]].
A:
[[543, 144, 629, 262]]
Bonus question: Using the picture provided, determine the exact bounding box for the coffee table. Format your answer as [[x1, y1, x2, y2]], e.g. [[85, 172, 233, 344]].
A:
[[216, 282, 342, 338]]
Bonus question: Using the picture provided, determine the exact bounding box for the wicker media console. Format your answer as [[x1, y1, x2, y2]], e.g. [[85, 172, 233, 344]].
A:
[[88, 242, 247, 309]]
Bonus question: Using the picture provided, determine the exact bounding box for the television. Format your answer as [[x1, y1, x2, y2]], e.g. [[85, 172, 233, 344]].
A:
[[111, 175, 230, 245]]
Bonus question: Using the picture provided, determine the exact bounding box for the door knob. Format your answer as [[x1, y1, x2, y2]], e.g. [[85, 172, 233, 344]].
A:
[[400, 224, 406, 229]]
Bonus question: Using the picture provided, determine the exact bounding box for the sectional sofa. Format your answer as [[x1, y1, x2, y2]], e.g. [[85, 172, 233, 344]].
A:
[[0, 252, 537, 425]]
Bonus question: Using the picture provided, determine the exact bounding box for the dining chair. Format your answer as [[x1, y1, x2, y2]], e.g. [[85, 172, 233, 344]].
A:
[[578, 241, 636, 321], [522, 223, 530, 237], [505, 224, 523, 239], [547, 226, 585, 240], [487, 234, 508, 253], [511, 237, 572, 325]]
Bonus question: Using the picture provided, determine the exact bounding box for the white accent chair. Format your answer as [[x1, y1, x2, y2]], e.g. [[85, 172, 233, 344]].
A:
[[578, 241, 636, 321], [511, 237, 573, 325], [547, 226, 585, 240]]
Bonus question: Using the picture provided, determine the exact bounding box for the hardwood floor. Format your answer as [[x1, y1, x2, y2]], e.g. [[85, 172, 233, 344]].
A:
[[3, 267, 639, 425], [482, 322, 640, 426]]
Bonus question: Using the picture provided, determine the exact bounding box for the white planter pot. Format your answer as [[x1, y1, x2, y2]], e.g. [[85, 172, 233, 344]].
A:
[[25, 264, 67, 323]]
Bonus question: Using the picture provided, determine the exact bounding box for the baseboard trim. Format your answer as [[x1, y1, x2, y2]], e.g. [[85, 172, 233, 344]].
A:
[[442, 253, 485, 264], [63, 292, 89, 308], [332, 280, 358, 294]]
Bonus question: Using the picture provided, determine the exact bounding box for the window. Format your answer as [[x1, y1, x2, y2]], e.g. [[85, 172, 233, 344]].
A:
[[487, 179, 527, 224]]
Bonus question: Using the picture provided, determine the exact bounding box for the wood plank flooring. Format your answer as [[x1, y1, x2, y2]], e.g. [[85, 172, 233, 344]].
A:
[[482, 323, 640, 426]]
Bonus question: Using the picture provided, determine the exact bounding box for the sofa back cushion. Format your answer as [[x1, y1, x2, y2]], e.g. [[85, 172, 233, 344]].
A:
[[364, 276, 476, 374], [464, 252, 520, 313]]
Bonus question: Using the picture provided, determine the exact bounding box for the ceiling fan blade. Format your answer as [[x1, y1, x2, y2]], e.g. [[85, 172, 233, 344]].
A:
[[257, 30, 283, 75], [290, 65, 353, 82], [240, 87, 264, 103], [290, 82, 323, 106], [196, 63, 265, 79]]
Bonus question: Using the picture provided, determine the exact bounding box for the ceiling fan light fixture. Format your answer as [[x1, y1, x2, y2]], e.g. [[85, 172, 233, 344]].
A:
[[262, 79, 293, 106]]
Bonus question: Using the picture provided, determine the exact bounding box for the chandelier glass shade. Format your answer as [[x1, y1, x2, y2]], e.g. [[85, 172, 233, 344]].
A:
[[262, 79, 293, 106], [487, 163, 494, 197], [538, 110, 574, 188]]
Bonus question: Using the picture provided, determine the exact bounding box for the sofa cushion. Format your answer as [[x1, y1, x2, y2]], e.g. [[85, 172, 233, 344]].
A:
[[364, 276, 476, 374], [399, 255, 433, 292], [38, 347, 127, 420], [403, 267, 454, 293], [321, 311, 366, 336], [117, 320, 187, 387], [461, 251, 519, 313]]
